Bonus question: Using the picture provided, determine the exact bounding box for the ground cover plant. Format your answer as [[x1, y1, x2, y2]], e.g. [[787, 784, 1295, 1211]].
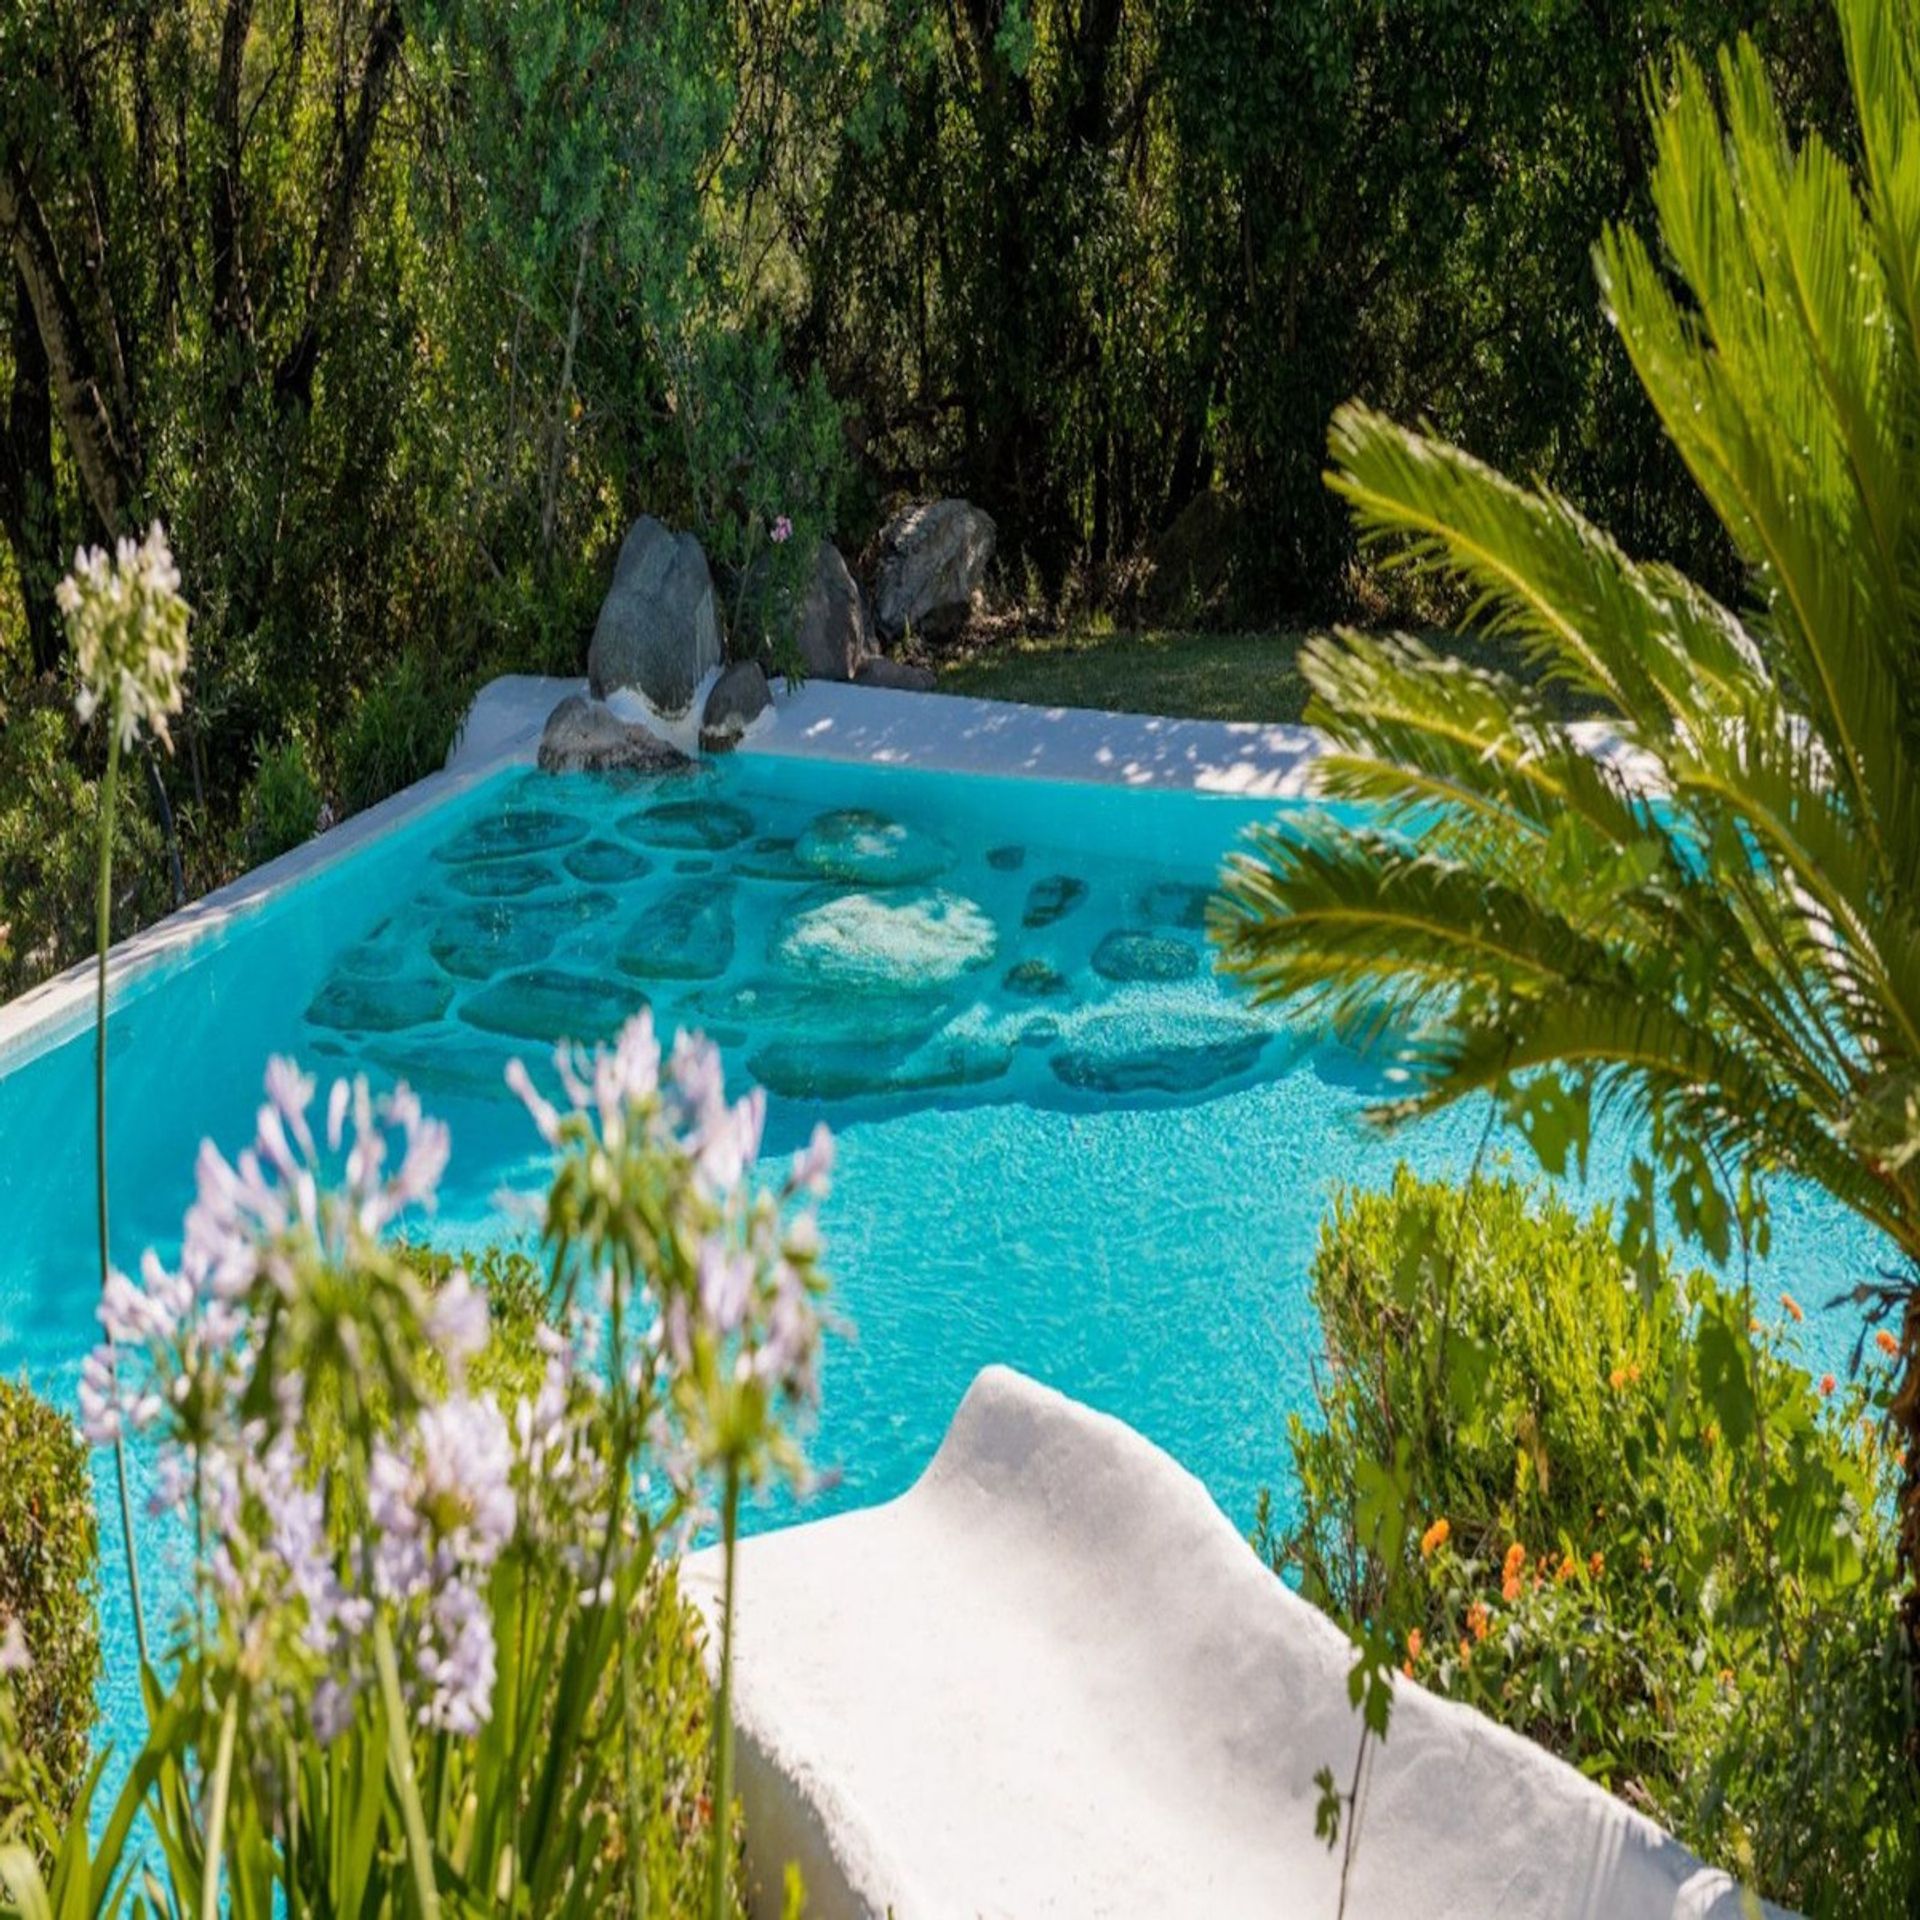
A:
[[1267, 1169, 1915, 1916]]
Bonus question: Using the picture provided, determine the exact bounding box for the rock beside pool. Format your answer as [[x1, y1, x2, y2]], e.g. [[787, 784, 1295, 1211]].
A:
[[796, 540, 875, 680], [587, 516, 724, 718], [538, 693, 690, 775], [873, 498, 996, 641], [795, 808, 951, 885], [618, 883, 737, 981], [701, 660, 772, 754], [853, 656, 938, 693], [775, 887, 997, 989], [1050, 1013, 1267, 1096], [1091, 930, 1199, 983]]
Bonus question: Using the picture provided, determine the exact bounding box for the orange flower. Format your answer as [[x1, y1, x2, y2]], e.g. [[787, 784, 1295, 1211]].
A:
[[1400, 1659, 1414, 1678], [1419, 1517, 1451, 1558], [1781, 1292, 1804, 1323], [1502, 1542, 1526, 1578], [1501, 1574, 1522, 1603], [1588, 1551, 1605, 1578], [1627, 1363, 1641, 1383], [1607, 1365, 1628, 1391], [1554, 1553, 1578, 1584], [1466, 1601, 1490, 1642], [1819, 1372, 1836, 1397], [1703, 1423, 1719, 1450], [1458, 1638, 1473, 1666], [1876, 1329, 1900, 1358], [1407, 1628, 1423, 1663], [1717, 1668, 1736, 1689]]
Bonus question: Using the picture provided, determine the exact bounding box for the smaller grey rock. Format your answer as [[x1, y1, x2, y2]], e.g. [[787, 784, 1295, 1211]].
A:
[[538, 694, 690, 776], [1091, 930, 1199, 983], [701, 659, 772, 753], [854, 657, 938, 693], [797, 541, 874, 680]]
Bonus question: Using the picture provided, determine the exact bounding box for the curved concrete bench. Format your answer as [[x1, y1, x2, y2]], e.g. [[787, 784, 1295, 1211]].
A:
[[684, 1366, 1779, 1919]]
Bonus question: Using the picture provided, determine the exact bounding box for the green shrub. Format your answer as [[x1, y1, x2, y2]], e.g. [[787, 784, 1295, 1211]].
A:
[[335, 651, 469, 816], [1271, 1168, 1917, 1918], [239, 735, 322, 864], [0, 1377, 101, 1819]]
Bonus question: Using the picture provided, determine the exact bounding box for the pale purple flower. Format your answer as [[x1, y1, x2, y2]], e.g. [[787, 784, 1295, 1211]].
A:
[[427, 1267, 489, 1369], [770, 514, 793, 545], [789, 1123, 835, 1197]]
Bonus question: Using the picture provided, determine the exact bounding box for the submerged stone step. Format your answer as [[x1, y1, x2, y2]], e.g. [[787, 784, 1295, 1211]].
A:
[[458, 968, 647, 1046], [618, 883, 737, 981], [433, 808, 588, 864], [443, 856, 563, 900], [427, 892, 616, 980], [618, 797, 754, 851], [564, 839, 655, 885], [774, 887, 997, 989], [748, 1031, 1011, 1101], [794, 808, 952, 886], [306, 972, 455, 1035], [1049, 1012, 1267, 1096], [1091, 930, 1200, 983], [687, 977, 952, 1052], [1022, 874, 1088, 929]]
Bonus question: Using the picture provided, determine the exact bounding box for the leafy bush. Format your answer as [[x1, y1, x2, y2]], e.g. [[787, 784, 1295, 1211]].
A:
[[335, 651, 470, 816], [0, 698, 169, 1002], [239, 735, 322, 864], [1268, 1168, 1917, 1917], [0, 1378, 101, 1820]]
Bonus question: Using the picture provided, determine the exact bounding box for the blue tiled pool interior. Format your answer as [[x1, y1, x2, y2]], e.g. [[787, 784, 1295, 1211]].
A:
[[0, 752, 1881, 1754]]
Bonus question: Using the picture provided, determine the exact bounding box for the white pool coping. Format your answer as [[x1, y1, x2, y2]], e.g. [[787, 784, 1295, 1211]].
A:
[[0, 673, 1329, 1068], [684, 1365, 1784, 1920]]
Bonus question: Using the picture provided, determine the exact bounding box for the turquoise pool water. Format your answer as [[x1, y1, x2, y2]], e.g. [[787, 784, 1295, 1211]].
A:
[[0, 751, 1885, 1756]]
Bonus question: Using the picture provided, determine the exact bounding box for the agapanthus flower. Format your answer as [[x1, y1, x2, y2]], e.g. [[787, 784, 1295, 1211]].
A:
[[58, 522, 191, 751], [370, 1394, 515, 1733]]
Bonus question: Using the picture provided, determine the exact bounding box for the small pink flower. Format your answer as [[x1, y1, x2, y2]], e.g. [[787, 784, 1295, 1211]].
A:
[[771, 515, 793, 545]]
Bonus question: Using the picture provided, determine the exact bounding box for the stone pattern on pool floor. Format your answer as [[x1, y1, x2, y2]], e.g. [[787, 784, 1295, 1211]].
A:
[[300, 767, 1324, 1114]]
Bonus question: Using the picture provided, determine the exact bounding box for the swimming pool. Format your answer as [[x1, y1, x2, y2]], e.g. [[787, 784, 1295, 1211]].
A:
[[0, 741, 1883, 1753]]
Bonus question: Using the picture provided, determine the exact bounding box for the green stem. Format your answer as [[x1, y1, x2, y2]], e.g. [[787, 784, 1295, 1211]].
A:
[[707, 1461, 742, 1920], [200, 1689, 240, 1920], [372, 1612, 441, 1920], [94, 730, 149, 1672]]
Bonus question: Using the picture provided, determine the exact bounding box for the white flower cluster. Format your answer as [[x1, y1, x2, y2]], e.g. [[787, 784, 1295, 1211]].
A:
[[57, 521, 191, 752]]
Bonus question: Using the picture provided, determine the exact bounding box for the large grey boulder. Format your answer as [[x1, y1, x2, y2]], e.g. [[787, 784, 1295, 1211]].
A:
[[873, 499, 996, 642], [700, 660, 772, 754], [587, 517, 724, 719], [538, 694, 690, 774], [796, 540, 874, 680]]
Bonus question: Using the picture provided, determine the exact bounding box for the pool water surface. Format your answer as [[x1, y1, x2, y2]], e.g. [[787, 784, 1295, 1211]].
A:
[[0, 751, 1884, 1754]]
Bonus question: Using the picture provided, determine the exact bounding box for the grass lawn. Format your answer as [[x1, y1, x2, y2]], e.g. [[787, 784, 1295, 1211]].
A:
[[937, 621, 1595, 726], [937, 626, 1318, 724]]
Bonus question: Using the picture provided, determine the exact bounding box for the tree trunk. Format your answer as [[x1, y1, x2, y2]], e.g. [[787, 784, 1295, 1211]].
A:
[[0, 267, 62, 675]]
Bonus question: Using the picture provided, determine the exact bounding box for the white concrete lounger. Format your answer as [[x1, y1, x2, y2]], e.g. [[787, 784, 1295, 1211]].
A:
[[684, 1366, 1779, 1920]]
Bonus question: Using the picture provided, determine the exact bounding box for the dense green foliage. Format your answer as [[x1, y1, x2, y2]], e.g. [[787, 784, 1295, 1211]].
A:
[[0, 1379, 101, 1823], [0, 0, 1857, 994], [1272, 1170, 1916, 1916], [1218, 0, 1920, 1692]]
